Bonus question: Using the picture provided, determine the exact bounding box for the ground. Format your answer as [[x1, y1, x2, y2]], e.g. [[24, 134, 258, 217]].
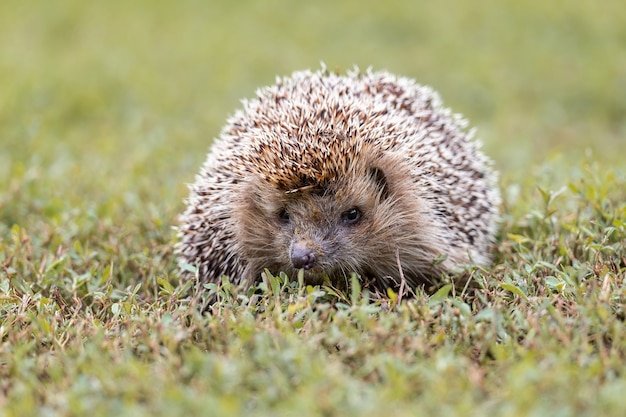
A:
[[1, 0, 625, 416]]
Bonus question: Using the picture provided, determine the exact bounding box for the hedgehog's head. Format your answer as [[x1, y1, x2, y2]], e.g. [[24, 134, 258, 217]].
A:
[[232, 136, 443, 289]]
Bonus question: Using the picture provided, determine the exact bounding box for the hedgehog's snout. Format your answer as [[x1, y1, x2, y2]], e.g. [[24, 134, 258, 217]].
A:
[[290, 241, 317, 270]]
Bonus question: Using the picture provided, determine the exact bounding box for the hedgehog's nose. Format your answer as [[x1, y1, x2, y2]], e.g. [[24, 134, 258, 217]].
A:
[[291, 242, 317, 270]]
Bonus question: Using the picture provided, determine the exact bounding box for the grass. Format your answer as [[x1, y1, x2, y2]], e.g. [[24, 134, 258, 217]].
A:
[[1, 0, 625, 415]]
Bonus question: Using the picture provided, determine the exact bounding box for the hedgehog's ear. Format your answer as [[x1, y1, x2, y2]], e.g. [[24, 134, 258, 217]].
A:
[[368, 166, 391, 200]]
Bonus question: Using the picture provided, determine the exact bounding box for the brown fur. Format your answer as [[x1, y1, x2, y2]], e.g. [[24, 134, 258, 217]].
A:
[[232, 144, 452, 289]]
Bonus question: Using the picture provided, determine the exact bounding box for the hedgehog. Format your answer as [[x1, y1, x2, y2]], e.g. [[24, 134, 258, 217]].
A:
[[177, 67, 500, 294]]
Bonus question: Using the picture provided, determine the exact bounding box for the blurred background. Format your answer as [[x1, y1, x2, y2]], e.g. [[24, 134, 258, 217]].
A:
[[1, 0, 624, 226]]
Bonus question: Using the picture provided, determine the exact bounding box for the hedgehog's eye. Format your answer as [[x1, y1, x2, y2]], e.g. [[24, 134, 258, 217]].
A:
[[278, 208, 290, 223], [340, 207, 361, 225]]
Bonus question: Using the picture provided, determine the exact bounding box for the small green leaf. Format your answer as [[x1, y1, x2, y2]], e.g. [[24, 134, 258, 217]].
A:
[[180, 262, 198, 274], [507, 233, 530, 244], [350, 273, 361, 305], [111, 303, 121, 316], [429, 284, 452, 305], [500, 283, 529, 301], [158, 278, 175, 295], [545, 276, 566, 292]]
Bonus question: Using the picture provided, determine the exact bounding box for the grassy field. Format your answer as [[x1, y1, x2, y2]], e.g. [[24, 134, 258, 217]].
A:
[[1, 0, 625, 415]]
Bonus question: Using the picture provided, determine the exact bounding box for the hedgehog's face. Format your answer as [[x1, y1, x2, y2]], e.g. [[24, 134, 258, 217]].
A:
[[235, 166, 386, 285], [233, 152, 431, 287], [271, 167, 391, 284]]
